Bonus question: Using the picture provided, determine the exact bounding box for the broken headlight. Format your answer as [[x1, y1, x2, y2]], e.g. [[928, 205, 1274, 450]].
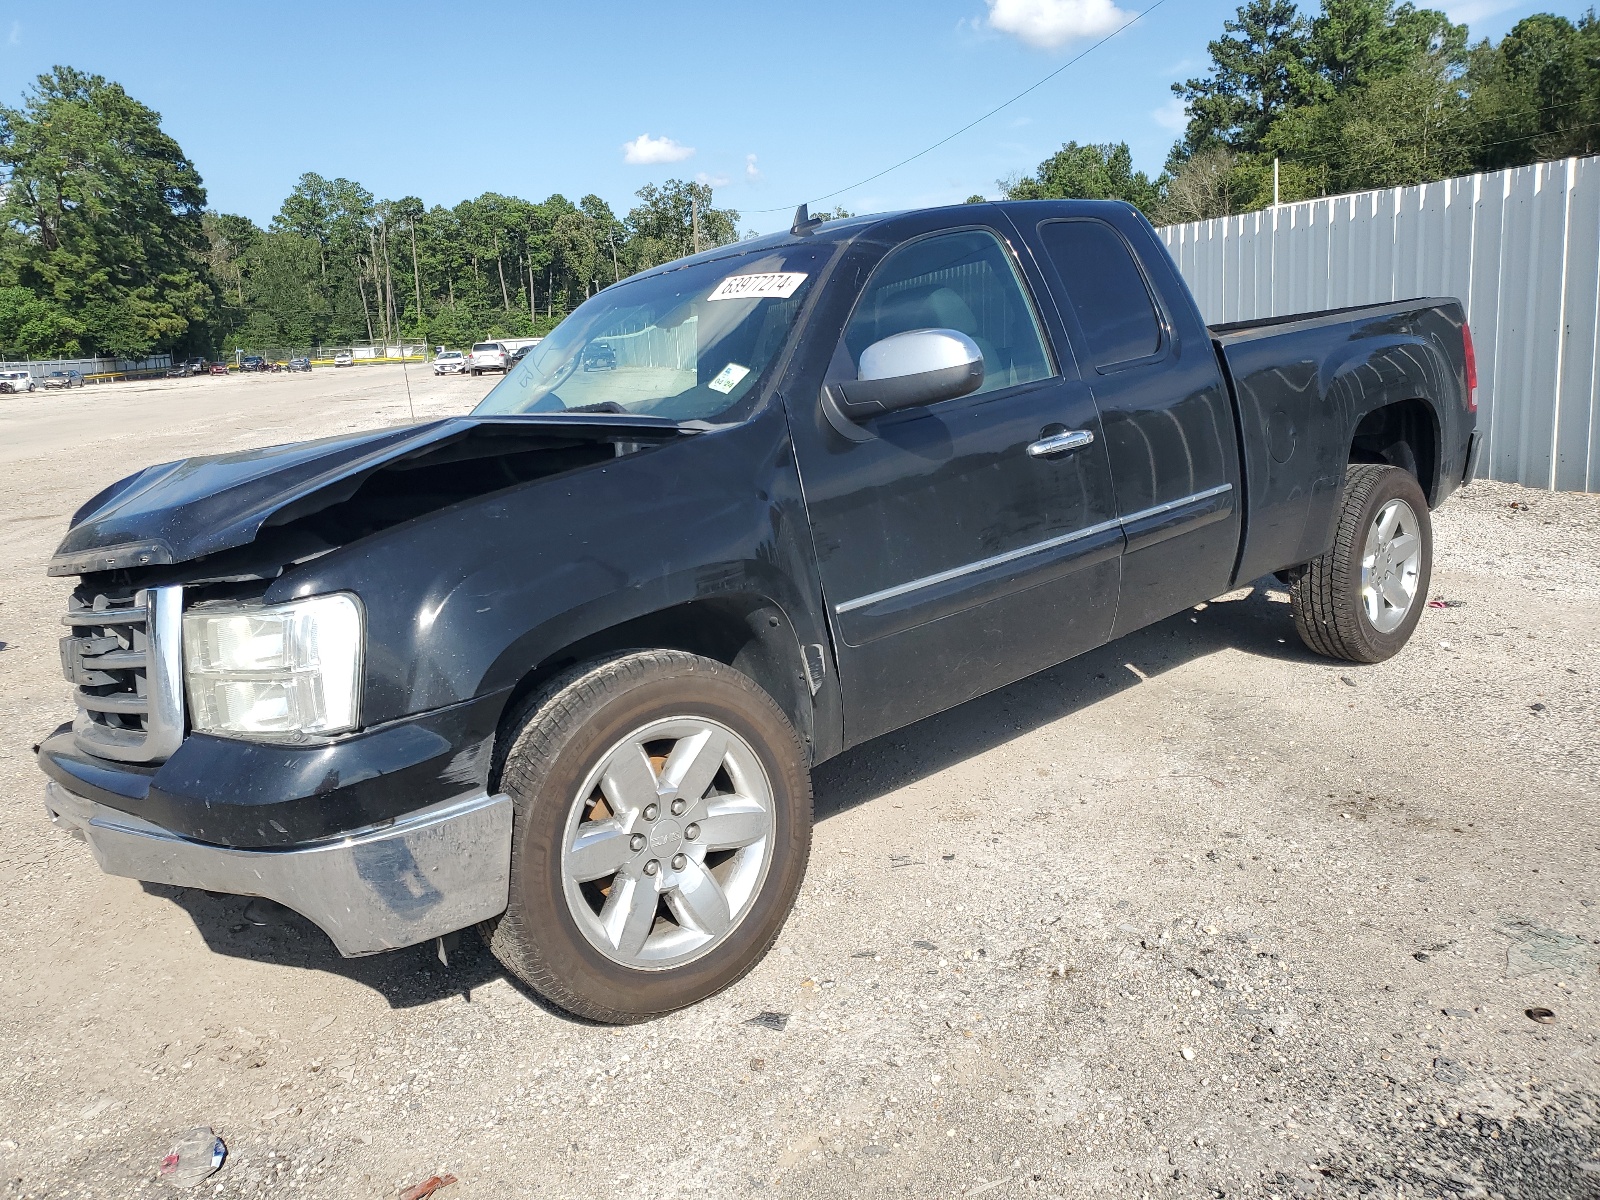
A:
[[182, 594, 363, 739]]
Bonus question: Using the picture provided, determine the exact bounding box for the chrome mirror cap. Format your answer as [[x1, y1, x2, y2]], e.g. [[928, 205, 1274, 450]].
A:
[[858, 327, 982, 382], [830, 328, 985, 424]]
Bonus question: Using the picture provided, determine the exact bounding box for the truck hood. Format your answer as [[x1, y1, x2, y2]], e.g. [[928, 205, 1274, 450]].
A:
[[50, 414, 691, 577]]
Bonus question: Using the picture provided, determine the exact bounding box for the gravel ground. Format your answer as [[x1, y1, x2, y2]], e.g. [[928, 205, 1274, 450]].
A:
[[0, 367, 1596, 1200]]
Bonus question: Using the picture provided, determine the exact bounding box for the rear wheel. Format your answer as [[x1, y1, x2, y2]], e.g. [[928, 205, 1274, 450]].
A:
[[1288, 463, 1432, 663], [484, 650, 812, 1023]]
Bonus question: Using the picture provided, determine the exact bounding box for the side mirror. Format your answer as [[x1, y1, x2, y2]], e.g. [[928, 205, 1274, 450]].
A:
[[831, 328, 985, 421]]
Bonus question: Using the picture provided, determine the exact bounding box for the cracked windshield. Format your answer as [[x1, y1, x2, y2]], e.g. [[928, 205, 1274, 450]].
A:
[[474, 246, 825, 423]]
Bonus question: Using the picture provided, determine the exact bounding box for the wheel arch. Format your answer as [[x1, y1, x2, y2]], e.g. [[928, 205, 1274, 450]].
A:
[[494, 592, 819, 770], [1348, 396, 1442, 507]]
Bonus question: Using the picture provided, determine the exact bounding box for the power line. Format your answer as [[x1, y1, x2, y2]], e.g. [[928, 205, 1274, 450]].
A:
[[743, 0, 1170, 215]]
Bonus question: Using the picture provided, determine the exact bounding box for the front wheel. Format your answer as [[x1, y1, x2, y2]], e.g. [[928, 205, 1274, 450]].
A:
[[1288, 463, 1432, 663], [484, 650, 813, 1023]]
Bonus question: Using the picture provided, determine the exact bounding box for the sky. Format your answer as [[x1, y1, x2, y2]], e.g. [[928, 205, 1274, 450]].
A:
[[2, 0, 1592, 236]]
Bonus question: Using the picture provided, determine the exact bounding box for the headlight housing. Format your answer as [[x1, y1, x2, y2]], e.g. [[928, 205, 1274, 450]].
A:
[[183, 593, 363, 740]]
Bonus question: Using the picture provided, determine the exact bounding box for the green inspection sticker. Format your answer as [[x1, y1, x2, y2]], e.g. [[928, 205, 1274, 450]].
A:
[[708, 363, 751, 394]]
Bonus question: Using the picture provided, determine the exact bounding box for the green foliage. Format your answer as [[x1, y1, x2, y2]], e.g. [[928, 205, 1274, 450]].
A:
[[0, 285, 81, 357], [624, 180, 741, 268], [1002, 142, 1162, 213], [1175, 0, 1318, 154], [1462, 11, 1600, 168], [0, 66, 213, 357], [1158, 1, 1599, 222], [0, 63, 755, 359]]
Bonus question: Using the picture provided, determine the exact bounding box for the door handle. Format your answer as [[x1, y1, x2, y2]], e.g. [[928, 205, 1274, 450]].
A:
[[1028, 429, 1095, 458]]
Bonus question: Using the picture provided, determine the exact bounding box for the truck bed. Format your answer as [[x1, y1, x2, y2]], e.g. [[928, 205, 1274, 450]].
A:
[[1210, 298, 1474, 587]]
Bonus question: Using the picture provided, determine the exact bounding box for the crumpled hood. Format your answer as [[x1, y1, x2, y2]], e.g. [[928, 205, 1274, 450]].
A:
[[50, 414, 686, 577]]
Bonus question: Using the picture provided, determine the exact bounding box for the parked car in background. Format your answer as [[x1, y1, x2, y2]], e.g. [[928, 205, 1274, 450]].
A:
[[433, 350, 468, 375], [240, 356, 267, 373], [0, 370, 36, 393], [468, 342, 509, 375], [40, 370, 84, 390], [333, 351, 354, 368], [581, 341, 617, 372], [182, 357, 207, 375], [506, 344, 535, 371], [208, 362, 229, 376], [287, 357, 312, 372]]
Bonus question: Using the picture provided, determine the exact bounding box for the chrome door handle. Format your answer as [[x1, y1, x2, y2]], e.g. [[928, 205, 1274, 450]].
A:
[[1028, 429, 1095, 458]]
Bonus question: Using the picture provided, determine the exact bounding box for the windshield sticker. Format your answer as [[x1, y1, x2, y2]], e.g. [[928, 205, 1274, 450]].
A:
[[706, 272, 807, 302], [708, 363, 752, 394]]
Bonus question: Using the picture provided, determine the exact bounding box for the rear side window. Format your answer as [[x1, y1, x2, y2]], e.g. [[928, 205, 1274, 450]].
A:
[[844, 228, 1052, 397], [1036, 220, 1161, 368]]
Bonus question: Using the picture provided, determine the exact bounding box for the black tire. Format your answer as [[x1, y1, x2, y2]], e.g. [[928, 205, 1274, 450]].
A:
[[484, 650, 812, 1023], [1288, 463, 1432, 663]]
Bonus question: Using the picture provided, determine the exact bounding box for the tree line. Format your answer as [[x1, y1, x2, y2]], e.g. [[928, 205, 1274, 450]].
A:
[[0, 66, 744, 361], [999, 0, 1600, 223], [2, 3, 1596, 359]]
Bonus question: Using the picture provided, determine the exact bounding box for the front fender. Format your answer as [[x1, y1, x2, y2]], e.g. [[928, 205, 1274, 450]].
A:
[[268, 406, 835, 743]]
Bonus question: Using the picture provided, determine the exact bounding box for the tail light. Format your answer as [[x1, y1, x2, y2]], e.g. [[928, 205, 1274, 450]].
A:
[[1462, 322, 1478, 413]]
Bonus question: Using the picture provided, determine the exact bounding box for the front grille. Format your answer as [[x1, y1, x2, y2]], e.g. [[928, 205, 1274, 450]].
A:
[[60, 586, 184, 763]]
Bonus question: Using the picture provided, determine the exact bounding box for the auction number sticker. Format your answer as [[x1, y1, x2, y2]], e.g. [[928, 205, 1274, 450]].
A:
[[706, 272, 807, 302], [708, 363, 752, 394]]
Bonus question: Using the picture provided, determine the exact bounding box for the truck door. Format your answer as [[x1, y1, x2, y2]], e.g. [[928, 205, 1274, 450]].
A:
[[787, 221, 1124, 747], [1016, 214, 1243, 637]]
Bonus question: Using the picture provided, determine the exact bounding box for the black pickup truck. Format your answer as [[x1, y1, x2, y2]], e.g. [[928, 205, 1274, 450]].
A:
[[39, 201, 1478, 1022]]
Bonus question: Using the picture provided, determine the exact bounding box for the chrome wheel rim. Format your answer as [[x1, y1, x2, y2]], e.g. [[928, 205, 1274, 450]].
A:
[[560, 716, 775, 971], [1360, 498, 1422, 633]]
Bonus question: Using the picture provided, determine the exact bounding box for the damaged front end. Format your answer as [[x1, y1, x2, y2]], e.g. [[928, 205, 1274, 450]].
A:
[[51, 413, 695, 584], [40, 414, 696, 954]]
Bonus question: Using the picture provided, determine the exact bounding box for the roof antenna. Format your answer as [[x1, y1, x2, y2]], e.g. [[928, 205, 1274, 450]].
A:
[[791, 203, 824, 237]]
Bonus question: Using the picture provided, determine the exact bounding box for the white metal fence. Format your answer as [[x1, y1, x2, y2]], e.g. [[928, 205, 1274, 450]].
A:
[[0, 353, 173, 378], [1158, 155, 1600, 492]]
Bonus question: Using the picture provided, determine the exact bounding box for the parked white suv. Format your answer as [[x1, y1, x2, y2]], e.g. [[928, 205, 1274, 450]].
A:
[[0, 370, 36, 393], [469, 342, 509, 376]]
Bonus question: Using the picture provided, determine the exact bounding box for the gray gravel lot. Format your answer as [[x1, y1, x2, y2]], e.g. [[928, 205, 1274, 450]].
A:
[[0, 367, 1596, 1199]]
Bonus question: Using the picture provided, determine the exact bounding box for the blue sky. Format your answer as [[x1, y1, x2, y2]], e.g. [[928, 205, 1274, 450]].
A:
[[3, 0, 1590, 235]]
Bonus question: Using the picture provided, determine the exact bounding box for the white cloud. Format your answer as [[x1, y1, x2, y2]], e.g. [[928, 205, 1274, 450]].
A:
[[985, 0, 1130, 49], [622, 134, 695, 165], [745, 153, 762, 183], [8, 21, 21, 46], [1153, 97, 1188, 132], [696, 171, 731, 187]]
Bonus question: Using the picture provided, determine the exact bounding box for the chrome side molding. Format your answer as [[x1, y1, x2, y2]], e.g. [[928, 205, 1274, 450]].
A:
[[835, 482, 1235, 616]]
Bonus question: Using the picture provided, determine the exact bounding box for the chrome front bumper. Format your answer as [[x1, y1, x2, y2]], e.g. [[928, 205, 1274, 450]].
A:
[[44, 781, 512, 956]]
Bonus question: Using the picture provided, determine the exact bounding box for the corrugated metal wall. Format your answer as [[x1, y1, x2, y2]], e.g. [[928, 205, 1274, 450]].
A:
[[1158, 155, 1600, 492]]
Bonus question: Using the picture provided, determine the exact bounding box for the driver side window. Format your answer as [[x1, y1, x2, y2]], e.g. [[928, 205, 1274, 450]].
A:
[[843, 229, 1053, 397]]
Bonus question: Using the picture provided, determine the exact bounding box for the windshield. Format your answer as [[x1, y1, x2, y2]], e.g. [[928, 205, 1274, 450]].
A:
[[474, 244, 826, 423]]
